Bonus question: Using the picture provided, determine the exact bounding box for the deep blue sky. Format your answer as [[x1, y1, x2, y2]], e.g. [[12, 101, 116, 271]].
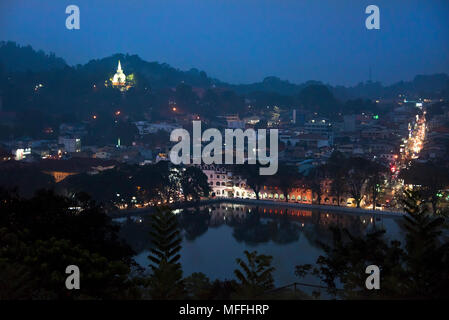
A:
[[0, 0, 448, 86]]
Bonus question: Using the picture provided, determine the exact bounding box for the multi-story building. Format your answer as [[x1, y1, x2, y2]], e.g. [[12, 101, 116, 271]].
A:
[[303, 119, 333, 145], [199, 164, 315, 204], [134, 121, 179, 135], [58, 136, 81, 153], [200, 164, 251, 198]]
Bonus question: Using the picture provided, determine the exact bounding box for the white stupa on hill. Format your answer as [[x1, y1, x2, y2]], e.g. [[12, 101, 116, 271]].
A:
[[112, 60, 126, 86]]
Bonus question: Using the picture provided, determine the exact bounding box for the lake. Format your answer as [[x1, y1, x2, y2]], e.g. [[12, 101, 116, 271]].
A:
[[115, 202, 404, 289]]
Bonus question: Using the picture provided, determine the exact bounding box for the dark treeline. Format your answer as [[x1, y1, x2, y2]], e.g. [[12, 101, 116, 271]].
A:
[[1, 152, 448, 215], [1, 186, 448, 299], [237, 153, 389, 209], [237, 152, 449, 214], [399, 160, 449, 215], [58, 162, 211, 209], [0, 160, 212, 208], [1, 42, 448, 142], [296, 190, 449, 299], [0, 190, 306, 299]]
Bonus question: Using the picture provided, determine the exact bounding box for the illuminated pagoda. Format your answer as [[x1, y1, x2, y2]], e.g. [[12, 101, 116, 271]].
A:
[[112, 60, 126, 86], [107, 60, 135, 91]]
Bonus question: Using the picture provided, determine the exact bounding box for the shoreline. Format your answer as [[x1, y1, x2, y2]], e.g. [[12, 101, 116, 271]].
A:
[[108, 197, 404, 218]]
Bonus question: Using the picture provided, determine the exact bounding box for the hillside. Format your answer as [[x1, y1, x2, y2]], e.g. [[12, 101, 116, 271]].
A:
[[0, 41, 448, 101], [0, 41, 67, 72], [77, 53, 221, 89]]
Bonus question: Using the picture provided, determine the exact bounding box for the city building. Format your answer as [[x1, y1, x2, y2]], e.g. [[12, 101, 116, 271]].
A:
[[58, 136, 81, 153], [304, 119, 334, 145], [134, 121, 179, 135], [200, 164, 252, 198]]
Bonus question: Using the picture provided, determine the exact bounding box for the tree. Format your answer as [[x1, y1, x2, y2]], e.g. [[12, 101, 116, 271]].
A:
[[134, 163, 167, 204], [135, 161, 182, 205], [62, 167, 136, 208], [275, 163, 301, 202], [147, 206, 184, 299], [399, 161, 449, 215], [183, 272, 212, 300], [306, 165, 326, 205], [0, 189, 138, 299], [296, 226, 405, 299], [233, 250, 275, 298], [0, 233, 137, 299], [298, 84, 339, 116], [345, 157, 372, 208], [180, 166, 211, 203], [237, 164, 267, 200], [0, 164, 55, 198], [0, 260, 34, 300], [295, 190, 449, 299], [326, 151, 347, 206], [400, 190, 449, 296], [155, 162, 183, 204], [330, 172, 347, 206], [366, 162, 387, 210]]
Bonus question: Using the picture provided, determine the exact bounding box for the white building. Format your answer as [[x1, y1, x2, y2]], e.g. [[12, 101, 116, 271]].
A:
[[199, 164, 254, 198], [134, 121, 179, 135], [304, 119, 333, 145], [112, 60, 126, 85], [12, 147, 31, 160], [58, 136, 81, 153]]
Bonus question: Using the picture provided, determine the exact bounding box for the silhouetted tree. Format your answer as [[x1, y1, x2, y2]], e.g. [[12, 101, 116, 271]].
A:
[[147, 206, 184, 299], [180, 166, 211, 203], [307, 165, 326, 205], [236, 164, 267, 200], [326, 151, 348, 206], [366, 162, 387, 210], [295, 190, 449, 299], [183, 272, 212, 300], [233, 250, 275, 298], [0, 189, 138, 299], [399, 161, 449, 214], [345, 157, 372, 208], [275, 163, 301, 202]]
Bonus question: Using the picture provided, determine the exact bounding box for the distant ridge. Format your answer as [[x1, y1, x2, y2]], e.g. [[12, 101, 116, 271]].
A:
[[0, 41, 448, 100], [0, 41, 67, 72]]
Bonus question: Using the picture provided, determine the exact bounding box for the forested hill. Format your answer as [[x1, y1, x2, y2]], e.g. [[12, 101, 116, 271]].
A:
[[0, 42, 221, 89], [0, 41, 448, 100], [76, 53, 222, 89], [332, 74, 449, 100], [0, 41, 67, 72]]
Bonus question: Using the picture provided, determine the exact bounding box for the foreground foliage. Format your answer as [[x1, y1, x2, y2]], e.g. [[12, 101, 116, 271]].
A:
[[296, 190, 449, 299]]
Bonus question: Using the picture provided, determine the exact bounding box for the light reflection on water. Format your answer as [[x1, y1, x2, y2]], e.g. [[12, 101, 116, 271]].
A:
[[116, 203, 403, 287]]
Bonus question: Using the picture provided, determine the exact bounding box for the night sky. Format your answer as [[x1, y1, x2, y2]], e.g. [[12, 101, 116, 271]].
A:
[[0, 0, 448, 86]]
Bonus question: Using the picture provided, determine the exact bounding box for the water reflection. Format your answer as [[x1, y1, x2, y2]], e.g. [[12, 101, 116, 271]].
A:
[[178, 208, 211, 241], [117, 203, 390, 276], [116, 204, 401, 289]]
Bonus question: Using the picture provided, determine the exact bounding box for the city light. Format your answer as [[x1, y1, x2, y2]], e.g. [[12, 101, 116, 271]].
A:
[[1, 2, 447, 302]]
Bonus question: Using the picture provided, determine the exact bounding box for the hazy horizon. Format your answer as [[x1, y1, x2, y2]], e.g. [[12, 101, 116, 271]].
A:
[[3, 39, 449, 89], [1, 0, 449, 86]]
